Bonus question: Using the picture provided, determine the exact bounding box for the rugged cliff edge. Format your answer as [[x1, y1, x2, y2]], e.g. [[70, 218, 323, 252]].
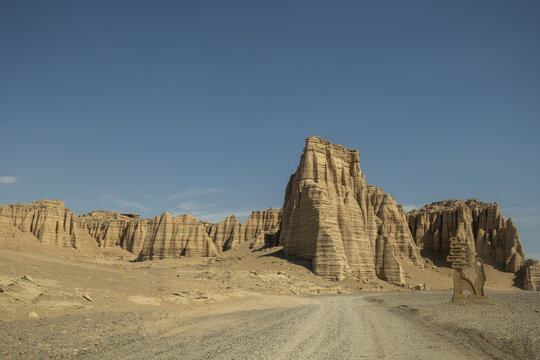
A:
[[279, 136, 421, 283], [0, 200, 78, 248], [0, 200, 280, 260], [406, 199, 525, 272]]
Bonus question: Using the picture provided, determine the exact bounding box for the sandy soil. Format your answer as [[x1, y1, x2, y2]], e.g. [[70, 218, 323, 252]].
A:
[[2, 293, 537, 359], [0, 228, 536, 359], [367, 291, 539, 360]]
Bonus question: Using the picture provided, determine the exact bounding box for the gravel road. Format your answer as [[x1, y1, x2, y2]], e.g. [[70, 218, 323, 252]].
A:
[[1, 294, 497, 359]]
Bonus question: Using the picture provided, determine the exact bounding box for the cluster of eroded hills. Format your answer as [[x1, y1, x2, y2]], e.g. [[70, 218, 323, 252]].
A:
[[0, 136, 538, 290]]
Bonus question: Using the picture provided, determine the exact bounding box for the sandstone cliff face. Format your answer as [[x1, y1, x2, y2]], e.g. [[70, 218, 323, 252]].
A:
[[76, 207, 281, 260], [407, 199, 525, 272], [78, 211, 147, 254], [521, 259, 540, 291], [137, 213, 218, 260], [0, 198, 281, 260], [137, 209, 280, 260], [279, 136, 421, 283], [0, 200, 77, 247], [207, 209, 281, 251]]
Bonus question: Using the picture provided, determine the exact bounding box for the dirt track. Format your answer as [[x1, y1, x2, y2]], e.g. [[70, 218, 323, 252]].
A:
[[6, 293, 536, 360]]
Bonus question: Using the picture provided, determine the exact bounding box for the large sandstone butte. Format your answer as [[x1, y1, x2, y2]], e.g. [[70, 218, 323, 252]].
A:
[[407, 199, 525, 272], [0, 200, 280, 260], [279, 136, 422, 283]]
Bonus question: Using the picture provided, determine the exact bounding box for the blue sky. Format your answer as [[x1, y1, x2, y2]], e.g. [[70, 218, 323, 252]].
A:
[[1, 1, 539, 257]]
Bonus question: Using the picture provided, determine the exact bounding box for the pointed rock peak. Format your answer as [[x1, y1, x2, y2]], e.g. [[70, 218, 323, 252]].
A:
[[281, 136, 420, 282]]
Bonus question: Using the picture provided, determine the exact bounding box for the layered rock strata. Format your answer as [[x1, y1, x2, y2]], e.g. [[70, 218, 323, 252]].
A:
[[521, 259, 540, 291], [279, 136, 421, 283], [207, 209, 281, 251], [137, 213, 218, 260], [407, 199, 525, 272], [0, 200, 77, 247], [78, 211, 148, 254], [0, 199, 280, 259], [77, 208, 280, 259]]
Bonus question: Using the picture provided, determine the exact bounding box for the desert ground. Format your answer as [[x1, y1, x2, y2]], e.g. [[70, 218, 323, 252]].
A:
[[0, 228, 538, 359]]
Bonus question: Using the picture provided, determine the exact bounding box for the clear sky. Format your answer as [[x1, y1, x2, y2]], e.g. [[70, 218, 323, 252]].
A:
[[1, 1, 539, 257]]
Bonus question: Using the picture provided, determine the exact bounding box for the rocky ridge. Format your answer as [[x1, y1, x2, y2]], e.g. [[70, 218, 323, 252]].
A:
[[406, 199, 525, 272], [0, 200, 77, 248], [0, 201, 280, 260]]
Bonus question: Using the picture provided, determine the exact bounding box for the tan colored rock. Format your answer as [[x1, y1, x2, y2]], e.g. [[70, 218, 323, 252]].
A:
[[0, 200, 77, 247], [76, 207, 281, 259], [279, 136, 420, 283], [137, 213, 218, 260], [28, 311, 39, 319], [407, 199, 525, 272], [522, 259, 540, 291], [77, 210, 148, 254], [207, 209, 281, 251], [137, 209, 281, 260]]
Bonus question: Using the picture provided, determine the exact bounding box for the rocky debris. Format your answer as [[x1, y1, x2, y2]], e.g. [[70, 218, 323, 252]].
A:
[[22, 275, 34, 282], [0, 200, 78, 248], [82, 294, 93, 302], [521, 259, 540, 291], [279, 136, 421, 283], [407, 199, 525, 272], [28, 311, 39, 319]]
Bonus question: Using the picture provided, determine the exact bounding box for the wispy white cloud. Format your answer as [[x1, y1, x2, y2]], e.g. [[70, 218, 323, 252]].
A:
[[170, 199, 250, 222], [194, 210, 253, 223], [0, 176, 17, 183], [527, 253, 540, 261], [502, 205, 540, 225], [99, 193, 151, 213], [170, 209, 252, 223], [402, 204, 420, 212], [512, 214, 540, 226], [169, 188, 222, 200], [176, 201, 216, 213]]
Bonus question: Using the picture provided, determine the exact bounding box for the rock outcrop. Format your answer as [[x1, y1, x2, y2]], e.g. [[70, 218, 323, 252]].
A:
[[77, 208, 281, 260], [78, 211, 148, 254], [137, 213, 218, 260], [0, 200, 77, 247], [521, 259, 540, 291], [207, 209, 281, 251], [407, 199, 525, 272], [279, 136, 421, 283]]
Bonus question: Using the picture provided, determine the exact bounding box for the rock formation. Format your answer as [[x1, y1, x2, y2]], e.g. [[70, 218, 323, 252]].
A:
[[0, 137, 532, 289], [279, 136, 421, 283], [0, 198, 280, 260], [78, 211, 148, 254], [0, 200, 78, 247], [521, 259, 540, 291], [77, 208, 281, 260], [207, 209, 281, 251], [407, 199, 525, 272], [137, 213, 218, 260]]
